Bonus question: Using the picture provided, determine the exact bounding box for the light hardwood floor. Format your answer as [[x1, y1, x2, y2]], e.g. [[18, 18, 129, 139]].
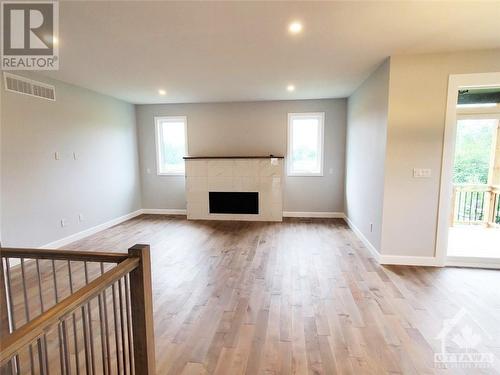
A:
[[64, 214, 500, 374]]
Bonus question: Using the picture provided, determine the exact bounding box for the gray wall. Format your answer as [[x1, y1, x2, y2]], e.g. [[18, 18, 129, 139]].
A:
[[136, 99, 346, 212], [381, 49, 500, 257], [345, 60, 390, 252], [1, 73, 142, 247]]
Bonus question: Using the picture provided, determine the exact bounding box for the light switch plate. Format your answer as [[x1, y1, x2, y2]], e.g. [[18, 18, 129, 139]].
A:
[[413, 168, 431, 178]]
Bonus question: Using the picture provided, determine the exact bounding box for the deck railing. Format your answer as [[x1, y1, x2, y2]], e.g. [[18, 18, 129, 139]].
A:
[[451, 184, 500, 227], [0, 244, 155, 375]]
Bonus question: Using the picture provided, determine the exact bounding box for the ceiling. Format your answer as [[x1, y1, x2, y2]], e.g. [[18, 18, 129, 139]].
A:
[[43, 1, 500, 104]]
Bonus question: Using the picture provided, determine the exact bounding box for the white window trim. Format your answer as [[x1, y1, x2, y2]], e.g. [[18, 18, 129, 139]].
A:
[[154, 115, 188, 176], [287, 112, 325, 177]]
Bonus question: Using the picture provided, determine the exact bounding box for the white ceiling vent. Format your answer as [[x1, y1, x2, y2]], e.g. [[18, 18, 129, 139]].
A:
[[3, 73, 56, 101]]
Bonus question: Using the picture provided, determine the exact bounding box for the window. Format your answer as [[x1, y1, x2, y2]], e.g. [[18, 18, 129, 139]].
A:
[[155, 116, 187, 175], [287, 112, 324, 176], [453, 118, 498, 184]]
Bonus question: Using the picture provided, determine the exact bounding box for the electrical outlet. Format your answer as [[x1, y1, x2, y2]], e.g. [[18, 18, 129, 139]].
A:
[[78, 213, 84, 222], [60, 218, 67, 227]]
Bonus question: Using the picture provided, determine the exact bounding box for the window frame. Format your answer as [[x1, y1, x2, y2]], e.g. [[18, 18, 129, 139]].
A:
[[154, 115, 188, 176], [287, 112, 325, 177]]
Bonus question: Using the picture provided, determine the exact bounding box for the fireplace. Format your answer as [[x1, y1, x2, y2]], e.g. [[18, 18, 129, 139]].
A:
[[184, 156, 283, 221], [209, 192, 259, 214]]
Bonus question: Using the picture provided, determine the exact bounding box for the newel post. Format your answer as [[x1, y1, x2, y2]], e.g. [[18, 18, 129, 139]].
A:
[[128, 244, 156, 375]]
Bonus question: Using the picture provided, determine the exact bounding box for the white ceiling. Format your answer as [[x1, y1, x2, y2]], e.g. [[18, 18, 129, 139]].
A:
[[44, 1, 500, 104]]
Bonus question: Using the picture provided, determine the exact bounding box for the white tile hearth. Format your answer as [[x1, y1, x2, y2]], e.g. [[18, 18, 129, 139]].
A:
[[185, 158, 283, 221]]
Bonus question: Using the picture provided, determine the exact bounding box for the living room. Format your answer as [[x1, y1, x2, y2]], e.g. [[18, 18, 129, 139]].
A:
[[1, 1, 499, 374]]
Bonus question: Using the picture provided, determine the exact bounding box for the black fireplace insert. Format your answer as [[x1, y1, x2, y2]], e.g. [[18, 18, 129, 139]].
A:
[[209, 192, 259, 214]]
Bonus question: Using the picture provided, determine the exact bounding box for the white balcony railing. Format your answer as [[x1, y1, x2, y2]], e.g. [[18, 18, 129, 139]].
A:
[[451, 184, 500, 227]]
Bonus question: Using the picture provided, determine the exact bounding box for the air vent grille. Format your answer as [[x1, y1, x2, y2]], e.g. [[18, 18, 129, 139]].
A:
[[32, 83, 56, 100], [3, 73, 56, 101]]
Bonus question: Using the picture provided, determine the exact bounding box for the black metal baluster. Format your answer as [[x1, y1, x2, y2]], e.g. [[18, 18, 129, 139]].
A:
[[100, 263, 111, 374], [52, 260, 66, 375], [467, 192, 472, 223], [20, 258, 35, 375], [474, 191, 479, 221], [495, 194, 500, 224], [84, 262, 96, 375], [479, 191, 485, 222], [111, 282, 122, 374], [457, 191, 463, 222], [4, 258, 20, 374], [67, 261, 81, 375]]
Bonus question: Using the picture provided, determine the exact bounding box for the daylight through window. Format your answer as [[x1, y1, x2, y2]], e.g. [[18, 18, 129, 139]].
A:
[[155, 116, 187, 175], [287, 112, 324, 176]]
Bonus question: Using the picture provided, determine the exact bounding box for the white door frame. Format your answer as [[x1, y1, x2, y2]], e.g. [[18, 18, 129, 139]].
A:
[[435, 72, 500, 267]]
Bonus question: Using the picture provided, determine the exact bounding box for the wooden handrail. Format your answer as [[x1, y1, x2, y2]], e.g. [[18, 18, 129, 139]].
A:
[[0, 247, 129, 263], [454, 184, 491, 193], [0, 256, 139, 366], [454, 183, 500, 189]]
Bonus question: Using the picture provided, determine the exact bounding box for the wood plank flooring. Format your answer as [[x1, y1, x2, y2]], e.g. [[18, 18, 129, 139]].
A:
[[60, 215, 500, 374]]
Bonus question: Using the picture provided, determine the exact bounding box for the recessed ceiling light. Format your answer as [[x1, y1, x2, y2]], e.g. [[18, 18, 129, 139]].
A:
[[158, 89, 166, 95], [288, 21, 303, 34], [287, 84, 295, 92]]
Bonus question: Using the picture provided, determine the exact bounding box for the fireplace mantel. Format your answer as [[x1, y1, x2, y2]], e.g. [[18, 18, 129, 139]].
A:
[[185, 157, 283, 222], [183, 155, 284, 160]]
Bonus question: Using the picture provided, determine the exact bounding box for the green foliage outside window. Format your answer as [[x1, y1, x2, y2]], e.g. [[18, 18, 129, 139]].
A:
[[453, 120, 495, 184]]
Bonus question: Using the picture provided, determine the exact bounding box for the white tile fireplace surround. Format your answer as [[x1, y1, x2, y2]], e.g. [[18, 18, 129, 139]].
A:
[[185, 156, 284, 221]]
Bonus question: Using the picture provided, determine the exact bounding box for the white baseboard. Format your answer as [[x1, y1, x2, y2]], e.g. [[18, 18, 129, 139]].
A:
[[40, 209, 143, 249], [379, 255, 440, 267], [40, 208, 188, 249], [141, 208, 187, 215], [343, 216, 441, 267], [144, 210, 343, 218], [446, 256, 500, 269], [35, 209, 337, 250], [146, 210, 343, 219], [33, 209, 497, 270], [283, 211, 345, 219], [343, 217, 381, 261], [335, 215, 498, 268]]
